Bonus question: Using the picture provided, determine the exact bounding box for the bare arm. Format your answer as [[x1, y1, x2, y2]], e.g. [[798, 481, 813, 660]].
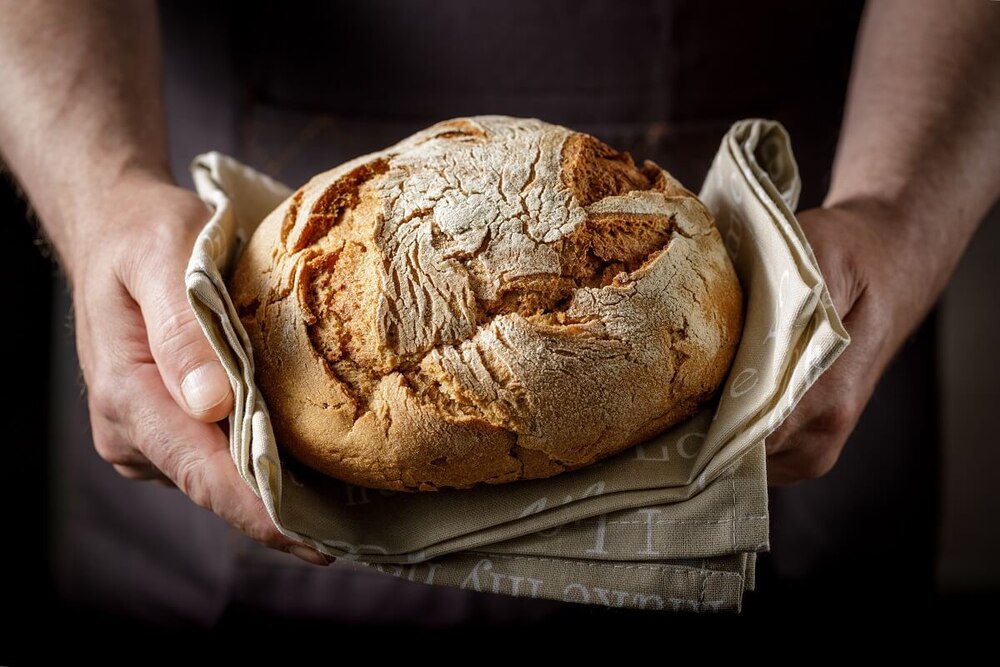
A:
[[830, 0, 1000, 316], [0, 1, 168, 266], [768, 0, 1000, 482], [0, 1, 328, 564]]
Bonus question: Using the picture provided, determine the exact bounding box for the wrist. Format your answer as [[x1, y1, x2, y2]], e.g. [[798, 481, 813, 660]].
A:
[[823, 171, 980, 304], [49, 153, 173, 224], [12, 133, 172, 250], [55, 170, 203, 282], [816, 197, 941, 332], [821, 193, 921, 250]]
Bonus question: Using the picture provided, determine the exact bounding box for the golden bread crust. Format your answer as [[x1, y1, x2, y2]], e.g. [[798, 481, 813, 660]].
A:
[[231, 116, 743, 491]]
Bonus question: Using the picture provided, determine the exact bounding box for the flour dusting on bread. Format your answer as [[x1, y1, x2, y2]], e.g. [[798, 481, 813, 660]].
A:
[[232, 116, 743, 491]]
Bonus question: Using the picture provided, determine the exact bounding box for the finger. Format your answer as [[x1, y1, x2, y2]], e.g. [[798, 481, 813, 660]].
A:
[[794, 209, 865, 318], [126, 233, 234, 422], [90, 411, 157, 468], [765, 312, 881, 483], [124, 363, 331, 564], [766, 425, 844, 485], [765, 360, 851, 457], [113, 463, 170, 482], [764, 210, 857, 456], [764, 279, 880, 457], [766, 458, 802, 487], [92, 406, 173, 482], [764, 366, 859, 457], [77, 263, 179, 482], [765, 398, 813, 456]]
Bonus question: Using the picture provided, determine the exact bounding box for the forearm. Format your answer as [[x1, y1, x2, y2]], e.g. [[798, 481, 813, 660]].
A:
[[827, 0, 1000, 317], [0, 0, 168, 270]]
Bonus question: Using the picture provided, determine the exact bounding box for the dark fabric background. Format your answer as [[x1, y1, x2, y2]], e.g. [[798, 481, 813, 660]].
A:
[[4, 1, 997, 648]]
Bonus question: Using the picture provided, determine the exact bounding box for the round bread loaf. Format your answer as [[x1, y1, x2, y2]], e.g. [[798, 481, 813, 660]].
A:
[[231, 116, 742, 491]]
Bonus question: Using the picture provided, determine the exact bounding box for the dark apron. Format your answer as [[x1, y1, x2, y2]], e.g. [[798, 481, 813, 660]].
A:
[[53, 0, 938, 625]]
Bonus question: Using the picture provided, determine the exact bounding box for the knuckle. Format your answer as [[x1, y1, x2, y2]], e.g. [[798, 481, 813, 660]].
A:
[[813, 402, 858, 437], [171, 452, 210, 508], [156, 308, 200, 354], [87, 372, 124, 422], [245, 518, 284, 548], [113, 234, 157, 292], [197, 455, 283, 546], [91, 425, 139, 468], [92, 433, 123, 465], [154, 309, 210, 376], [113, 464, 153, 481], [797, 450, 840, 481]]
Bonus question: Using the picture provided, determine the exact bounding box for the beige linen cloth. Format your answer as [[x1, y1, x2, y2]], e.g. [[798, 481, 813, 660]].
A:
[[185, 120, 849, 612]]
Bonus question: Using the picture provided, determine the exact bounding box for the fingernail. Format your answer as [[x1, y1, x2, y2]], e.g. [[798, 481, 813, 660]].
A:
[[181, 361, 230, 416], [289, 545, 334, 566]]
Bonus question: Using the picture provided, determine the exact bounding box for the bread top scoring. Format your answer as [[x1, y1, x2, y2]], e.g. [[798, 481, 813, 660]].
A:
[[234, 116, 741, 489]]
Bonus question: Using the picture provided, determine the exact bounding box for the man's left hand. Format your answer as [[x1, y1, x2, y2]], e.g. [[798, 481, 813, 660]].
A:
[[765, 201, 922, 485]]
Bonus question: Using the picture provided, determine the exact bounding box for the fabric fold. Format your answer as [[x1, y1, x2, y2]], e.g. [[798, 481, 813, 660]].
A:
[[185, 119, 848, 612]]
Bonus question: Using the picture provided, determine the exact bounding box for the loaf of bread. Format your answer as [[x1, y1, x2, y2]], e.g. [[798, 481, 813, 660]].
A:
[[231, 116, 742, 491]]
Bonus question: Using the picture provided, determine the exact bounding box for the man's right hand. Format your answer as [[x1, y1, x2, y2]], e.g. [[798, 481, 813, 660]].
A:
[[0, 1, 330, 566], [69, 173, 332, 567]]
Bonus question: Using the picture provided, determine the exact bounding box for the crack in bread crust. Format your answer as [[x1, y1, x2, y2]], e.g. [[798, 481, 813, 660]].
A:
[[305, 125, 683, 423], [231, 116, 743, 491]]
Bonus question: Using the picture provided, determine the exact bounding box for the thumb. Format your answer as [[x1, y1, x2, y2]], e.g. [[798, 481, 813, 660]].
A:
[[796, 206, 871, 319], [130, 246, 235, 422]]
